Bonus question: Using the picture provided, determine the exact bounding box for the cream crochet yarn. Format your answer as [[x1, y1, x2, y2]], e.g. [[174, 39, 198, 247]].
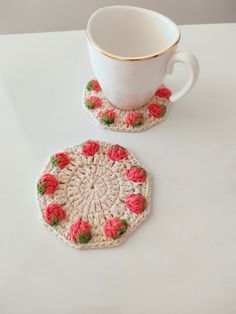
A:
[[83, 79, 172, 132], [37, 140, 151, 249]]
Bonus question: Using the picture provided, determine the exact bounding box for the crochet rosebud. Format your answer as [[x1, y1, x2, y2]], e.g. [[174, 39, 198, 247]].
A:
[[156, 87, 171, 99], [86, 79, 101, 92], [37, 173, 58, 195], [125, 112, 144, 128], [103, 218, 128, 239], [82, 140, 100, 157], [51, 152, 70, 169], [85, 96, 102, 110], [98, 109, 116, 125], [126, 166, 147, 182], [107, 145, 128, 161], [43, 203, 66, 226], [125, 194, 146, 214], [69, 220, 92, 244], [148, 103, 166, 118]]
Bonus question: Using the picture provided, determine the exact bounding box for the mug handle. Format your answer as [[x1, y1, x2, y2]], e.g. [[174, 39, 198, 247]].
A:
[[166, 51, 199, 102]]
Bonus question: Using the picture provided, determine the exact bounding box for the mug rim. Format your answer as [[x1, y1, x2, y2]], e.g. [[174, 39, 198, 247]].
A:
[[87, 6, 181, 62]]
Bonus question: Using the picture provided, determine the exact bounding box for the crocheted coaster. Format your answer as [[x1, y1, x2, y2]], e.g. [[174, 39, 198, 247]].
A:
[[83, 79, 172, 132], [36, 140, 151, 249]]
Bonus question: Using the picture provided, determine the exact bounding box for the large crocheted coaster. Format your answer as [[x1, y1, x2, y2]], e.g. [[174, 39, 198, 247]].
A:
[[83, 79, 172, 132], [36, 140, 151, 249]]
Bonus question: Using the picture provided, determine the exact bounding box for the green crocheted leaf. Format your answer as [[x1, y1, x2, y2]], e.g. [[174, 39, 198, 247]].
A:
[[101, 114, 114, 125], [50, 214, 61, 226], [120, 219, 128, 229], [51, 157, 58, 167], [160, 105, 167, 117], [37, 182, 46, 195], [78, 231, 92, 244], [86, 81, 93, 91], [85, 99, 96, 109]]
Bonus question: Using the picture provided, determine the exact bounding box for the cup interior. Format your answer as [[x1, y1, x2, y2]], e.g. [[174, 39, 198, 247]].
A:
[[87, 6, 180, 59]]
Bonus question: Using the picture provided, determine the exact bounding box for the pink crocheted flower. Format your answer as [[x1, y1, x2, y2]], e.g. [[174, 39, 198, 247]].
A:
[[37, 173, 58, 195], [126, 166, 147, 182], [51, 152, 70, 169], [98, 109, 116, 125], [103, 218, 128, 239], [82, 140, 100, 157], [148, 103, 166, 118], [69, 220, 92, 244], [156, 87, 171, 99], [85, 96, 102, 110], [125, 112, 144, 128], [107, 145, 128, 161], [86, 79, 101, 92], [125, 194, 146, 214], [43, 203, 66, 226]]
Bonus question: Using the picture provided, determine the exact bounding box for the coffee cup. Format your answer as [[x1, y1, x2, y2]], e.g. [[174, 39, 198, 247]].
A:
[[87, 6, 199, 110]]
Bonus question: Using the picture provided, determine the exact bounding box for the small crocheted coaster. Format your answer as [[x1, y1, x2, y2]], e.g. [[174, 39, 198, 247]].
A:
[[83, 79, 172, 132], [36, 140, 151, 249]]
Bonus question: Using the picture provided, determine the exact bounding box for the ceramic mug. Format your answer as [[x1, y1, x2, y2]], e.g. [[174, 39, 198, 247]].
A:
[[87, 6, 199, 110]]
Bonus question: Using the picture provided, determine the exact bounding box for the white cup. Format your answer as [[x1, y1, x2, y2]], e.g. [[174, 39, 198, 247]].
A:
[[87, 6, 199, 110]]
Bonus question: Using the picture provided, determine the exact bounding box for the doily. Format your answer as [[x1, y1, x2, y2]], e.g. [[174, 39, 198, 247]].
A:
[[83, 79, 172, 132], [36, 140, 151, 249]]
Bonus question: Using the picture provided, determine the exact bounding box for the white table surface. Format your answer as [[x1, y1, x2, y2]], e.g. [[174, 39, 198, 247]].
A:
[[0, 24, 236, 314]]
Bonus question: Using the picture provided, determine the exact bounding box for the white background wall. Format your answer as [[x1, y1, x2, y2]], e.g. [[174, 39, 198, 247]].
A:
[[0, 0, 235, 34]]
